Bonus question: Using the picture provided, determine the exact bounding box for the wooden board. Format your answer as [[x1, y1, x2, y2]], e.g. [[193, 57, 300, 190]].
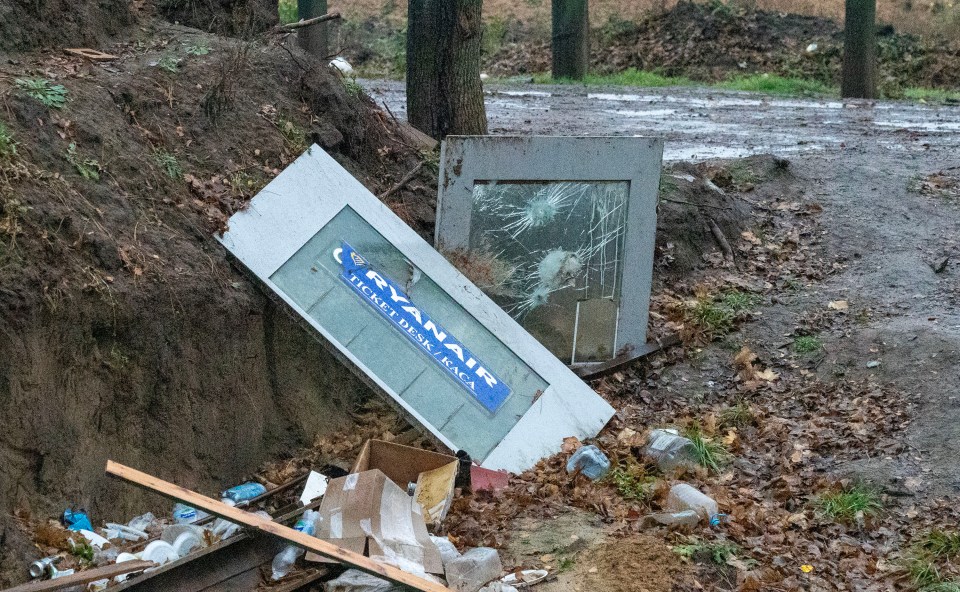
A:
[[105, 461, 452, 592], [3, 560, 155, 592], [64, 48, 118, 61]]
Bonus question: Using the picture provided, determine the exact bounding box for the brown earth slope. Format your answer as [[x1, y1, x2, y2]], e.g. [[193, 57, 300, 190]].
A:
[[0, 13, 439, 576]]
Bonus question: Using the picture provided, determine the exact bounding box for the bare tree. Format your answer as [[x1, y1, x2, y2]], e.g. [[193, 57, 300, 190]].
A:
[[297, 0, 328, 58], [407, 0, 488, 139], [841, 0, 877, 98], [552, 0, 589, 80]]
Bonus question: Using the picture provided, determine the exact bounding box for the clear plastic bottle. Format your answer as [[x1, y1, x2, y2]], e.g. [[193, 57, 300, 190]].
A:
[[445, 547, 503, 592], [645, 429, 698, 472], [565, 445, 610, 480], [270, 510, 318, 580], [222, 482, 267, 504], [665, 483, 718, 520]]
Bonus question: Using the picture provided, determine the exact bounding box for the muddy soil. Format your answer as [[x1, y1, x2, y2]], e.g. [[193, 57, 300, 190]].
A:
[[0, 19, 442, 582]]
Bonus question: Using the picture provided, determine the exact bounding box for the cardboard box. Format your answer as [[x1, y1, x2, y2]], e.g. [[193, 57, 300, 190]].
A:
[[351, 440, 459, 525], [307, 469, 444, 574]]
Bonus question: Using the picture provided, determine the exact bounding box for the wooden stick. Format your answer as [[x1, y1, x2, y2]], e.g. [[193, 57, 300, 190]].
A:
[[379, 161, 425, 200], [105, 461, 451, 592], [3, 560, 155, 592], [708, 217, 735, 263], [279, 12, 341, 30]]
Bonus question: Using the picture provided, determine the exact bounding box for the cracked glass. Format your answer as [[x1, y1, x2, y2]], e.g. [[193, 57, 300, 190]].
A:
[[453, 180, 630, 364]]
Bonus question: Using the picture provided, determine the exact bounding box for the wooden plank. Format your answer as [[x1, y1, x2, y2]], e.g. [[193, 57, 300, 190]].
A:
[[63, 48, 118, 61], [105, 461, 452, 592], [3, 561, 155, 592]]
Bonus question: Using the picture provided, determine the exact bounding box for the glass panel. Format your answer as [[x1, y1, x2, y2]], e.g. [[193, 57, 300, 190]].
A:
[[458, 180, 630, 363], [270, 206, 548, 460]]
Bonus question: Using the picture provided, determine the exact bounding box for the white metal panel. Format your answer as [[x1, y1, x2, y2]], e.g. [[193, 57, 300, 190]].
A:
[[218, 146, 614, 471]]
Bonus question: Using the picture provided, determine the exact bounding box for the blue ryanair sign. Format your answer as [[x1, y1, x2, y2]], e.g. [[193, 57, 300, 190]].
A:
[[334, 242, 512, 413]]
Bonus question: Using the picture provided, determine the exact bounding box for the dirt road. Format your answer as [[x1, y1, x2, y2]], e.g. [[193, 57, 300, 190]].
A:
[[365, 79, 960, 162], [367, 78, 960, 496]]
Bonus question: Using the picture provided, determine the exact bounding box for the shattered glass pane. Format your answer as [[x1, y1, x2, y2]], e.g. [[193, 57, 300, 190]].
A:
[[463, 181, 630, 364], [269, 206, 548, 460]]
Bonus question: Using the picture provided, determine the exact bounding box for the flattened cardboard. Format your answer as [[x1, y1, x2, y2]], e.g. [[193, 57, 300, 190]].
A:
[[307, 470, 443, 575], [352, 440, 458, 524]]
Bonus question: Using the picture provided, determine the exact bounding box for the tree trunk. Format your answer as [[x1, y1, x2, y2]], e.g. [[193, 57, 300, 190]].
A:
[[407, 0, 488, 140], [841, 0, 876, 98], [297, 0, 329, 58], [552, 0, 589, 80]]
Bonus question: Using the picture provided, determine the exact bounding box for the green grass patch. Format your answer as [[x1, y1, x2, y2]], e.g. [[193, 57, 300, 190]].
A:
[[158, 55, 180, 73], [903, 531, 960, 590], [683, 425, 731, 473], [719, 401, 755, 428], [277, 114, 308, 153], [532, 67, 694, 87], [719, 74, 835, 97], [902, 87, 960, 104], [0, 123, 17, 160], [606, 465, 656, 502], [815, 484, 882, 522], [153, 149, 183, 180], [793, 335, 823, 354], [674, 540, 741, 565], [15, 78, 68, 109], [65, 143, 101, 181], [689, 290, 760, 338], [185, 43, 211, 56]]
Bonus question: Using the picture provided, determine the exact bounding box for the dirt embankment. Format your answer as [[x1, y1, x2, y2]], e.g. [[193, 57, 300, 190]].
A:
[[0, 6, 440, 572], [340, 1, 960, 94]]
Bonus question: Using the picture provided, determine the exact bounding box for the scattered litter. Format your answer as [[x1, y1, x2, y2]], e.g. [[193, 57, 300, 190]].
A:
[[325, 569, 402, 591], [141, 540, 179, 565], [828, 300, 849, 311], [478, 583, 518, 592], [866, 360, 881, 368], [104, 522, 148, 542], [271, 510, 319, 580], [445, 547, 503, 592], [431, 535, 462, 567], [78, 529, 111, 549], [329, 57, 354, 75], [62, 508, 93, 531], [222, 481, 267, 503], [642, 509, 700, 528], [566, 445, 611, 480], [500, 569, 549, 587], [300, 470, 330, 505], [351, 439, 459, 525], [806, 43, 818, 53], [307, 469, 444, 575], [172, 502, 210, 524], [645, 428, 698, 472], [470, 466, 511, 492], [28, 556, 62, 579], [664, 483, 719, 521]]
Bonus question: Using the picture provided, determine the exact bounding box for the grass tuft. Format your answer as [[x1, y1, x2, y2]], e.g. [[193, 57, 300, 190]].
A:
[[15, 78, 68, 109], [815, 484, 882, 522], [719, 401, 755, 427], [793, 335, 823, 354], [0, 123, 17, 160], [606, 464, 656, 502], [65, 143, 101, 181], [683, 425, 731, 473], [674, 540, 741, 565], [153, 149, 183, 180]]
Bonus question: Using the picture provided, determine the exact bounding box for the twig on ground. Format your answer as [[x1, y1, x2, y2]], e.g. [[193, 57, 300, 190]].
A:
[[379, 162, 425, 200]]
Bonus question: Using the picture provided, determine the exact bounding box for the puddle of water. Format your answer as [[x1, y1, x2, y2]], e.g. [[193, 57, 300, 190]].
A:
[[495, 90, 552, 98], [602, 108, 678, 118], [587, 93, 642, 102], [874, 120, 960, 132]]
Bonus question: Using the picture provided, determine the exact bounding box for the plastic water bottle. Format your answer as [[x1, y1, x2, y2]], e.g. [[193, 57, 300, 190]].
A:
[[270, 510, 318, 580], [665, 483, 719, 520], [222, 482, 267, 504], [445, 547, 503, 592], [646, 429, 698, 472], [172, 503, 208, 524], [565, 445, 611, 480]]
